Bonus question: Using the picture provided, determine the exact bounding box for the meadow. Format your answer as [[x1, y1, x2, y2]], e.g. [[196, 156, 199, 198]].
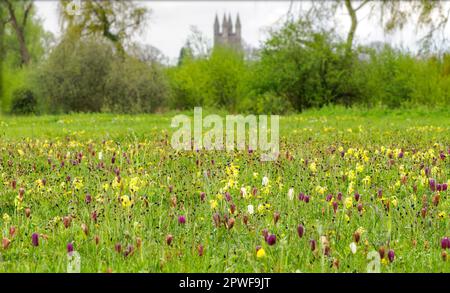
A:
[[0, 107, 449, 272]]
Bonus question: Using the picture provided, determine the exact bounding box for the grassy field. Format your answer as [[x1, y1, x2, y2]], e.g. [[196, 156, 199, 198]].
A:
[[0, 107, 449, 272]]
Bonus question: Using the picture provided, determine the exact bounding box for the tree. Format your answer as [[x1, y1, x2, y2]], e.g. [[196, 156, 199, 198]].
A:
[[1, 0, 33, 66], [59, 0, 150, 56]]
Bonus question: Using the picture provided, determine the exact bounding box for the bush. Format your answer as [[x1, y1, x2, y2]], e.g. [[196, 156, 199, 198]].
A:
[[10, 88, 37, 115], [251, 20, 360, 112], [104, 56, 169, 113], [168, 46, 249, 112], [38, 38, 114, 113], [38, 38, 169, 113]]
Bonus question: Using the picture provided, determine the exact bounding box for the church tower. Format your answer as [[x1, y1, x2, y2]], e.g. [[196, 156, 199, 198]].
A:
[[213, 13, 242, 51]]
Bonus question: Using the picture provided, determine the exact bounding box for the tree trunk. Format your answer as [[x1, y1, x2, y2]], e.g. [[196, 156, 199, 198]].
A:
[[5, 0, 31, 66], [344, 0, 358, 57]]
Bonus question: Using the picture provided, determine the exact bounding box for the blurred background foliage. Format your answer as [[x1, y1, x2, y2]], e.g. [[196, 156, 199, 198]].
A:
[[2, 0, 450, 115]]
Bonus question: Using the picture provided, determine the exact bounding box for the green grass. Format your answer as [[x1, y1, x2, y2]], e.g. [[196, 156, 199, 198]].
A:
[[0, 107, 449, 272]]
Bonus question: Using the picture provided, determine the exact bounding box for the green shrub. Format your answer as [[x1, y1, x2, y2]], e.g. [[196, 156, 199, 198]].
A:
[[10, 88, 37, 115]]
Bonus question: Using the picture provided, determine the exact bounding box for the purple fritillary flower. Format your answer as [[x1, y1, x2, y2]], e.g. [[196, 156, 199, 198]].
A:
[[178, 215, 186, 224], [442, 237, 449, 250], [67, 242, 74, 253], [388, 249, 395, 262], [297, 224, 304, 238], [32, 233, 39, 247], [266, 234, 276, 246], [429, 178, 436, 191]]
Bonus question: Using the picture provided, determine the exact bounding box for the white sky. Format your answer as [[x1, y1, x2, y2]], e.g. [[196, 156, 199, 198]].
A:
[[34, 1, 422, 63]]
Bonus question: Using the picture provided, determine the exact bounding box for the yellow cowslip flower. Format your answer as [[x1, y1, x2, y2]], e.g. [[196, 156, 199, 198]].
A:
[[315, 185, 327, 195], [344, 214, 350, 223], [36, 179, 45, 189], [345, 197, 353, 209], [256, 248, 266, 258], [347, 181, 355, 195], [129, 177, 142, 193], [309, 162, 317, 173], [347, 170, 356, 181], [362, 176, 371, 187], [102, 183, 109, 191], [356, 163, 364, 173], [17, 149, 24, 156], [253, 172, 259, 179], [210, 199, 218, 209], [73, 177, 84, 190], [112, 177, 122, 190], [438, 211, 446, 219], [391, 197, 398, 208], [120, 195, 133, 208], [2, 213, 11, 223]]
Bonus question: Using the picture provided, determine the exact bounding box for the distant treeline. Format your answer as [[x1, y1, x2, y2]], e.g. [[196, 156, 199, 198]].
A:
[[2, 1, 450, 115]]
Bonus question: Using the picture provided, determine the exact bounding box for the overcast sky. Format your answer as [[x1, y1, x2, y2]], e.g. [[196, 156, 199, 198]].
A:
[[34, 1, 421, 63]]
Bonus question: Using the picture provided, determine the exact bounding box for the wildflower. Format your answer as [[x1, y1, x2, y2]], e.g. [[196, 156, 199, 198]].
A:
[[9, 226, 16, 238], [178, 215, 186, 225], [63, 216, 71, 228], [230, 203, 236, 214], [297, 224, 304, 238], [353, 231, 361, 243], [85, 193, 92, 204], [81, 223, 89, 236], [213, 213, 221, 227], [2, 213, 10, 223], [429, 178, 436, 191], [388, 249, 395, 262], [442, 251, 448, 261], [262, 176, 269, 187], [256, 247, 266, 258], [210, 199, 218, 209], [120, 195, 133, 208], [288, 188, 294, 200], [227, 218, 235, 230], [32, 233, 39, 247], [115, 243, 122, 253], [2, 238, 11, 250], [349, 242, 357, 254], [379, 247, 385, 259], [243, 215, 248, 225], [310, 239, 317, 251], [198, 244, 204, 256], [315, 185, 326, 195], [166, 234, 173, 246], [354, 192, 360, 202], [273, 212, 280, 224], [377, 189, 383, 198], [262, 229, 269, 240], [67, 242, 74, 253], [304, 195, 310, 203], [345, 197, 353, 209], [438, 211, 446, 219], [442, 237, 449, 249], [247, 204, 254, 215], [124, 245, 134, 257], [333, 201, 338, 213], [309, 162, 317, 173]]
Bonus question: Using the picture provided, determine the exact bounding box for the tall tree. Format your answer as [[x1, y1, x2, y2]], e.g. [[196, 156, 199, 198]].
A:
[[59, 0, 150, 56], [1, 0, 33, 66]]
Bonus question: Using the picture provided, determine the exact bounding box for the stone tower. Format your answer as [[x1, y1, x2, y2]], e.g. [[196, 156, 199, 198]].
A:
[[214, 13, 242, 51]]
